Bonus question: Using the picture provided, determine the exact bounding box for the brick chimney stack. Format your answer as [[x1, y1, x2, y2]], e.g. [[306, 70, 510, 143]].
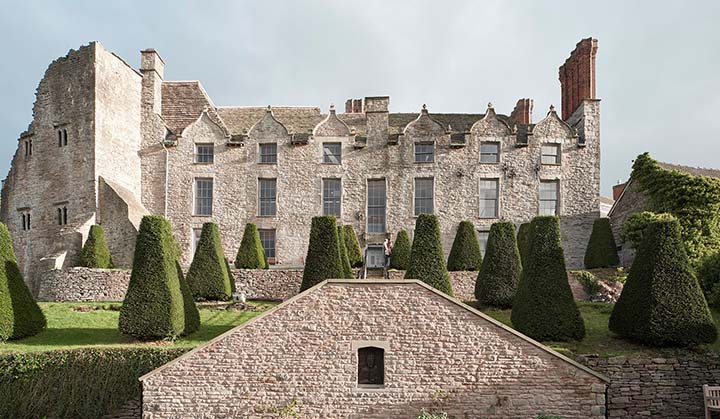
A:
[[345, 98, 363, 113], [559, 38, 598, 121], [510, 98, 533, 124], [612, 182, 627, 201]]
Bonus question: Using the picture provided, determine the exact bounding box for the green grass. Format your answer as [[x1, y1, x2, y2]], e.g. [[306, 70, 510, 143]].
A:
[[481, 301, 720, 358], [0, 301, 276, 353]]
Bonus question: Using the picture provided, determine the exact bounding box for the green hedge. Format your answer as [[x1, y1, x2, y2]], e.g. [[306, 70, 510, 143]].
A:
[[511, 216, 585, 341], [343, 225, 364, 268], [77, 225, 114, 268], [447, 221, 483, 271], [475, 221, 521, 308], [622, 211, 675, 250], [235, 223, 267, 269], [186, 223, 232, 301], [0, 348, 186, 419], [389, 230, 411, 270], [610, 217, 717, 346], [337, 225, 354, 279], [0, 223, 46, 341], [699, 252, 720, 307], [176, 260, 200, 335], [119, 215, 186, 340], [405, 214, 453, 296], [584, 218, 619, 268], [516, 222, 532, 268], [300, 216, 343, 291]]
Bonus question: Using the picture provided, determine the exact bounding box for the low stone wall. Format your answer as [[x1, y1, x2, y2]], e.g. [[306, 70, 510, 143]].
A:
[[37, 267, 131, 302], [230, 268, 302, 301], [579, 354, 720, 419]]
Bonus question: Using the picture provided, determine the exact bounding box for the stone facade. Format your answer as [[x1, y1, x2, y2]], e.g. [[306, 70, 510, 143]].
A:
[[1, 39, 601, 295], [36, 267, 131, 302], [141, 280, 607, 418]]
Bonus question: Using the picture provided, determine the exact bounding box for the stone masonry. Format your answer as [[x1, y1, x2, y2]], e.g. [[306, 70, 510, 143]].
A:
[[36, 267, 131, 302], [141, 280, 607, 418], [1, 38, 601, 296]]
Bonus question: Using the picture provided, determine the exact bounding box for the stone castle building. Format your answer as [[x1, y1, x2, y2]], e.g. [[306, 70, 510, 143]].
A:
[[1, 38, 600, 293]]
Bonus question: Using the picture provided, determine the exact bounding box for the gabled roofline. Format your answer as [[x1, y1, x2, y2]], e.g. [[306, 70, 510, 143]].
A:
[[607, 179, 632, 217], [140, 279, 609, 383]]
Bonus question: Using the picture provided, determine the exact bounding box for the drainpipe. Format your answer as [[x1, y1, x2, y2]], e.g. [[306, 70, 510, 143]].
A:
[[160, 140, 169, 217]]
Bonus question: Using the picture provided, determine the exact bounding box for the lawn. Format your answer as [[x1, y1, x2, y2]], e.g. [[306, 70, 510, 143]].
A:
[[0, 301, 276, 353]]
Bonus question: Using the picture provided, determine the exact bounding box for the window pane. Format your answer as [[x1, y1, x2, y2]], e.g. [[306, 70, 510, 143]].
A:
[[259, 179, 277, 216], [259, 143, 277, 164], [358, 347, 384, 385], [367, 179, 386, 233], [323, 143, 342, 164], [195, 144, 214, 163], [414, 143, 434, 163], [323, 178, 342, 216], [539, 180, 559, 215], [194, 179, 213, 215], [414, 178, 434, 215], [479, 179, 498, 218], [541, 144, 560, 165], [259, 229, 276, 259], [478, 231, 490, 256], [480, 143, 499, 163]]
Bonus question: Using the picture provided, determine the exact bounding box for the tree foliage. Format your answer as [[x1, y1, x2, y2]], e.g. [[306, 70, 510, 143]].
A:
[[404, 214, 453, 296], [337, 225, 354, 279], [300, 216, 343, 291], [186, 223, 232, 301], [77, 225, 114, 269], [622, 211, 675, 250], [475, 221, 521, 308], [342, 225, 363, 268], [389, 230, 411, 270], [584, 218, 619, 268], [447, 221, 483, 271], [516, 222, 532, 268], [234, 223, 267, 269]]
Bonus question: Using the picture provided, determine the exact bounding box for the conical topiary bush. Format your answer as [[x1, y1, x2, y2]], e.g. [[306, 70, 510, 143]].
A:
[[516, 222, 532, 268], [77, 225, 114, 268], [186, 223, 232, 301], [0, 223, 46, 341], [176, 260, 200, 335], [475, 221, 522, 308], [389, 230, 411, 270], [447, 221, 483, 271], [343, 225, 363, 268], [337, 225, 354, 279], [511, 216, 585, 341], [301, 216, 343, 291], [609, 217, 717, 346], [584, 217, 620, 268], [405, 214, 453, 296], [119, 216, 185, 340], [235, 223, 267, 269]]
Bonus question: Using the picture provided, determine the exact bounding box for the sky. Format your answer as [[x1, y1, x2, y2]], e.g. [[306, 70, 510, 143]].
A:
[[1, 0, 719, 197]]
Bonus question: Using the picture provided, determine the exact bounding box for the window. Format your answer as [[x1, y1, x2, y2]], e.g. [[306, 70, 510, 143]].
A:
[[366, 246, 385, 269], [367, 179, 386, 233], [190, 228, 203, 259], [478, 230, 490, 256], [259, 229, 276, 262], [259, 143, 277, 164], [539, 180, 559, 215], [541, 144, 561, 165], [479, 179, 499, 218], [322, 178, 342, 216], [195, 144, 214, 163], [56, 206, 68, 225], [57, 129, 68, 147], [414, 143, 434, 163], [258, 178, 277, 216], [21, 212, 31, 231], [322, 142, 342, 164], [414, 178, 434, 215], [480, 142, 499, 163], [24, 139, 32, 156], [358, 347, 384, 386], [194, 178, 213, 216]]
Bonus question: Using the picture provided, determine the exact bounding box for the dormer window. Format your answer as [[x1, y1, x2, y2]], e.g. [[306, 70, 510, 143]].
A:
[[57, 128, 68, 147], [480, 142, 500, 163], [322, 142, 342, 164], [195, 144, 214, 164], [357, 346, 384, 387], [414, 143, 434, 163], [541, 144, 561, 165]]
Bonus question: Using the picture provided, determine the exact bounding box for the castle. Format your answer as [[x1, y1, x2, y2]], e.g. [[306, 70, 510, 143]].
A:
[[1, 38, 600, 294]]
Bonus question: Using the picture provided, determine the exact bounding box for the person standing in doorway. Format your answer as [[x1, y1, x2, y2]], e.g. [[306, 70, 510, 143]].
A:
[[383, 235, 393, 270]]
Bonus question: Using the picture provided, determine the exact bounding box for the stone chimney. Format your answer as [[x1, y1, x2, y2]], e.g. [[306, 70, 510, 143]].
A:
[[559, 38, 598, 120], [364, 96, 389, 145], [140, 49, 165, 115], [510, 98, 533, 124]]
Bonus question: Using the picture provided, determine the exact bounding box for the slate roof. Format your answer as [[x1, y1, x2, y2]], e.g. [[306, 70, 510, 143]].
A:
[[161, 81, 229, 136], [657, 162, 720, 179]]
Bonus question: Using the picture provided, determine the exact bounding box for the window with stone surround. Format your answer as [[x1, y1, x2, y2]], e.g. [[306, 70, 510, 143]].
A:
[[259, 143, 277, 164], [414, 177, 434, 216], [414, 143, 434, 163], [367, 179, 386, 233], [56, 206, 68, 225], [57, 128, 68, 147], [478, 230, 490, 256], [322, 142, 342, 164], [480, 142, 500, 163], [322, 178, 341, 217], [258, 178, 277, 216], [24, 139, 32, 156], [259, 229, 276, 263], [541, 144, 561, 165], [357, 347, 384, 386], [194, 178, 213, 216], [194, 144, 214, 164], [20, 211, 31, 231], [539, 180, 559, 215], [479, 179, 499, 218]]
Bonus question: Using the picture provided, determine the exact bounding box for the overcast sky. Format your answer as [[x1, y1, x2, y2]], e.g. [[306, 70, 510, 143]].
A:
[[1, 0, 719, 196]]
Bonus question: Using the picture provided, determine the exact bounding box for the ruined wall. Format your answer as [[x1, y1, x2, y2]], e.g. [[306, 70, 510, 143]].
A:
[[608, 180, 645, 267]]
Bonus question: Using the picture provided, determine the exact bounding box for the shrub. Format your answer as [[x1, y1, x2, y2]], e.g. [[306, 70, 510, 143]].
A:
[[405, 214, 453, 296], [235, 223, 267, 269], [584, 218, 619, 268], [575, 270, 602, 298], [176, 260, 200, 335], [300, 216, 343, 291], [609, 217, 717, 346], [475, 221, 521, 308], [622, 211, 675, 249], [516, 222, 532, 268], [511, 216, 585, 341], [186, 223, 232, 301], [77, 225, 114, 268], [0, 222, 46, 341], [343, 225, 363, 268], [337, 225, 354, 279], [118, 215, 185, 340], [699, 252, 720, 307], [389, 230, 411, 270], [447, 221, 483, 271]]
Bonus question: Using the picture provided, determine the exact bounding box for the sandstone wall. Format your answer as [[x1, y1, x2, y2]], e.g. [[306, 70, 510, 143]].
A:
[[36, 267, 130, 302], [608, 179, 645, 267]]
